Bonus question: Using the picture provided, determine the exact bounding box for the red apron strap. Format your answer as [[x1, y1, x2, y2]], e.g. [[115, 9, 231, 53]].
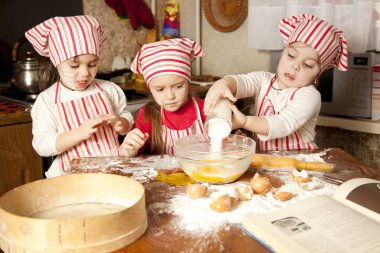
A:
[[257, 77, 277, 116], [54, 80, 61, 104]]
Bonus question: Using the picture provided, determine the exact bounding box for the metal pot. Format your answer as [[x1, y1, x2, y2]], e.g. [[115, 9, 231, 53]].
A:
[[12, 51, 40, 93], [11, 37, 40, 94]]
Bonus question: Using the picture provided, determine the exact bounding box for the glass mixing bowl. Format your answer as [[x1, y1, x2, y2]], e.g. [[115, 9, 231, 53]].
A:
[[174, 134, 256, 184]]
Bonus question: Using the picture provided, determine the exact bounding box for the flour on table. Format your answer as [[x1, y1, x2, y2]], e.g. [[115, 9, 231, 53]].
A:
[[271, 149, 331, 163], [119, 155, 185, 181], [115, 166, 157, 182], [152, 155, 181, 169], [149, 175, 338, 237], [68, 155, 183, 184], [290, 149, 331, 162]]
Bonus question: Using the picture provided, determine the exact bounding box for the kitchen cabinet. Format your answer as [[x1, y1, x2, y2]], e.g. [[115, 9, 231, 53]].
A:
[[317, 115, 380, 134], [0, 104, 43, 196]]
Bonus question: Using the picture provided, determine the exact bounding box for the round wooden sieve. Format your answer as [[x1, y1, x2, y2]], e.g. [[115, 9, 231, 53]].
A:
[[0, 173, 147, 253]]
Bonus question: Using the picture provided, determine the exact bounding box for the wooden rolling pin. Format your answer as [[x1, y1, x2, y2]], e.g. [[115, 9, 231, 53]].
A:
[[251, 154, 334, 172]]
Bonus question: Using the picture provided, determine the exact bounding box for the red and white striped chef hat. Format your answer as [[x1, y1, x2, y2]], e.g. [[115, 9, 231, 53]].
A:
[[131, 38, 204, 85], [25, 15, 106, 67], [279, 13, 348, 73]]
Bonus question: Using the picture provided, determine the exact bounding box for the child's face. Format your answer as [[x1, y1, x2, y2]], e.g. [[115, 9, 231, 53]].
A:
[[277, 42, 321, 89], [148, 75, 189, 112], [57, 54, 99, 91]]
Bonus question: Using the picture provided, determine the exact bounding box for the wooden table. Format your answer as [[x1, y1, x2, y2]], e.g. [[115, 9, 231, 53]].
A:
[[70, 148, 380, 253]]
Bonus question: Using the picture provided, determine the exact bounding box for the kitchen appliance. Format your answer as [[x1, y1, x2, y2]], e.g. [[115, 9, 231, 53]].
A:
[[12, 51, 40, 94], [317, 52, 380, 120], [11, 37, 41, 96], [0, 85, 36, 108]]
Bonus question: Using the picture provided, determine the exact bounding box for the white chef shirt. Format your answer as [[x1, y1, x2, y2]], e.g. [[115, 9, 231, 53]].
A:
[[231, 71, 320, 146], [31, 79, 134, 176]]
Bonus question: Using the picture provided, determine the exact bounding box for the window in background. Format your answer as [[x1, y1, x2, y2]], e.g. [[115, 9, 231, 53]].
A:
[[248, 0, 380, 53]]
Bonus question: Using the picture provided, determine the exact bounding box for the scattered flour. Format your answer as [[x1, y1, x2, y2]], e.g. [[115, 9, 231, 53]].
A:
[[153, 155, 182, 169], [271, 149, 331, 163], [116, 166, 157, 182], [149, 174, 338, 237], [67, 151, 339, 252], [69, 155, 186, 183], [121, 155, 184, 182]]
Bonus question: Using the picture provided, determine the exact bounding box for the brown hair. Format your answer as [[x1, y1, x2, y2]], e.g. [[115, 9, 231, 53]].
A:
[[37, 56, 59, 92], [143, 88, 198, 155]]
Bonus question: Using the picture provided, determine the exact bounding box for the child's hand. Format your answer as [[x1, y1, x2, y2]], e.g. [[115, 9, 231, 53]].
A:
[[56, 115, 110, 153], [204, 79, 237, 115], [119, 129, 149, 157], [234, 129, 247, 137], [106, 115, 130, 135], [77, 116, 108, 141], [231, 104, 247, 130]]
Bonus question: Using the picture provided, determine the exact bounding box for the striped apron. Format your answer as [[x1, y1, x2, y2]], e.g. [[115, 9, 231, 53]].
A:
[[55, 81, 119, 173], [255, 78, 317, 151], [162, 98, 205, 154]]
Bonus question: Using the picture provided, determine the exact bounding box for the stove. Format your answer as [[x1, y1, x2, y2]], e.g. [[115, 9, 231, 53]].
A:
[[0, 84, 35, 108]]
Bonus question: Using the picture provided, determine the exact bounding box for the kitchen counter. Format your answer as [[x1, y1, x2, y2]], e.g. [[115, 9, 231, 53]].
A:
[[69, 148, 380, 253], [0, 100, 31, 126], [317, 115, 380, 135]]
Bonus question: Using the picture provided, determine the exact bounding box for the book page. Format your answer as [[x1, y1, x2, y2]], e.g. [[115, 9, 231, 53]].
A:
[[242, 195, 380, 253], [334, 178, 380, 223]]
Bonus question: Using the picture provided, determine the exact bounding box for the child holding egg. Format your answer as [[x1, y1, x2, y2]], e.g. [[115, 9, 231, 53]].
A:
[[204, 13, 348, 151], [119, 38, 206, 156]]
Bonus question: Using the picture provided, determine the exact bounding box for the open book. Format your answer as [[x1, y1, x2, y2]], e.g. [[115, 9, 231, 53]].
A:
[[241, 178, 380, 253]]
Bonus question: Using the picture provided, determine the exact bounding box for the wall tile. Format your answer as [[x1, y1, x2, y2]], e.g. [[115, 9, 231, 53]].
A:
[[316, 126, 380, 171]]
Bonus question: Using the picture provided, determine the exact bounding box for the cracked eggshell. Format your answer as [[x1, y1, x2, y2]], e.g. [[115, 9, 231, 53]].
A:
[[234, 185, 253, 201], [209, 194, 232, 212], [272, 188, 293, 202], [250, 173, 272, 194], [298, 181, 321, 191], [289, 169, 312, 183], [186, 183, 208, 199]]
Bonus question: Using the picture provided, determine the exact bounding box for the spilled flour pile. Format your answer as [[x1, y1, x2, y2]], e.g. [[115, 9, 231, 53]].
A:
[[149, 150, 338, 244], [149, 174, 338, 236]]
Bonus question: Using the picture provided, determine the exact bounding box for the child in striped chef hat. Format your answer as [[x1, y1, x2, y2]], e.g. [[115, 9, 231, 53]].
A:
[[204, 13, 348, 151], [25, 15, 134, 177], [119, 38, 205, 156]]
